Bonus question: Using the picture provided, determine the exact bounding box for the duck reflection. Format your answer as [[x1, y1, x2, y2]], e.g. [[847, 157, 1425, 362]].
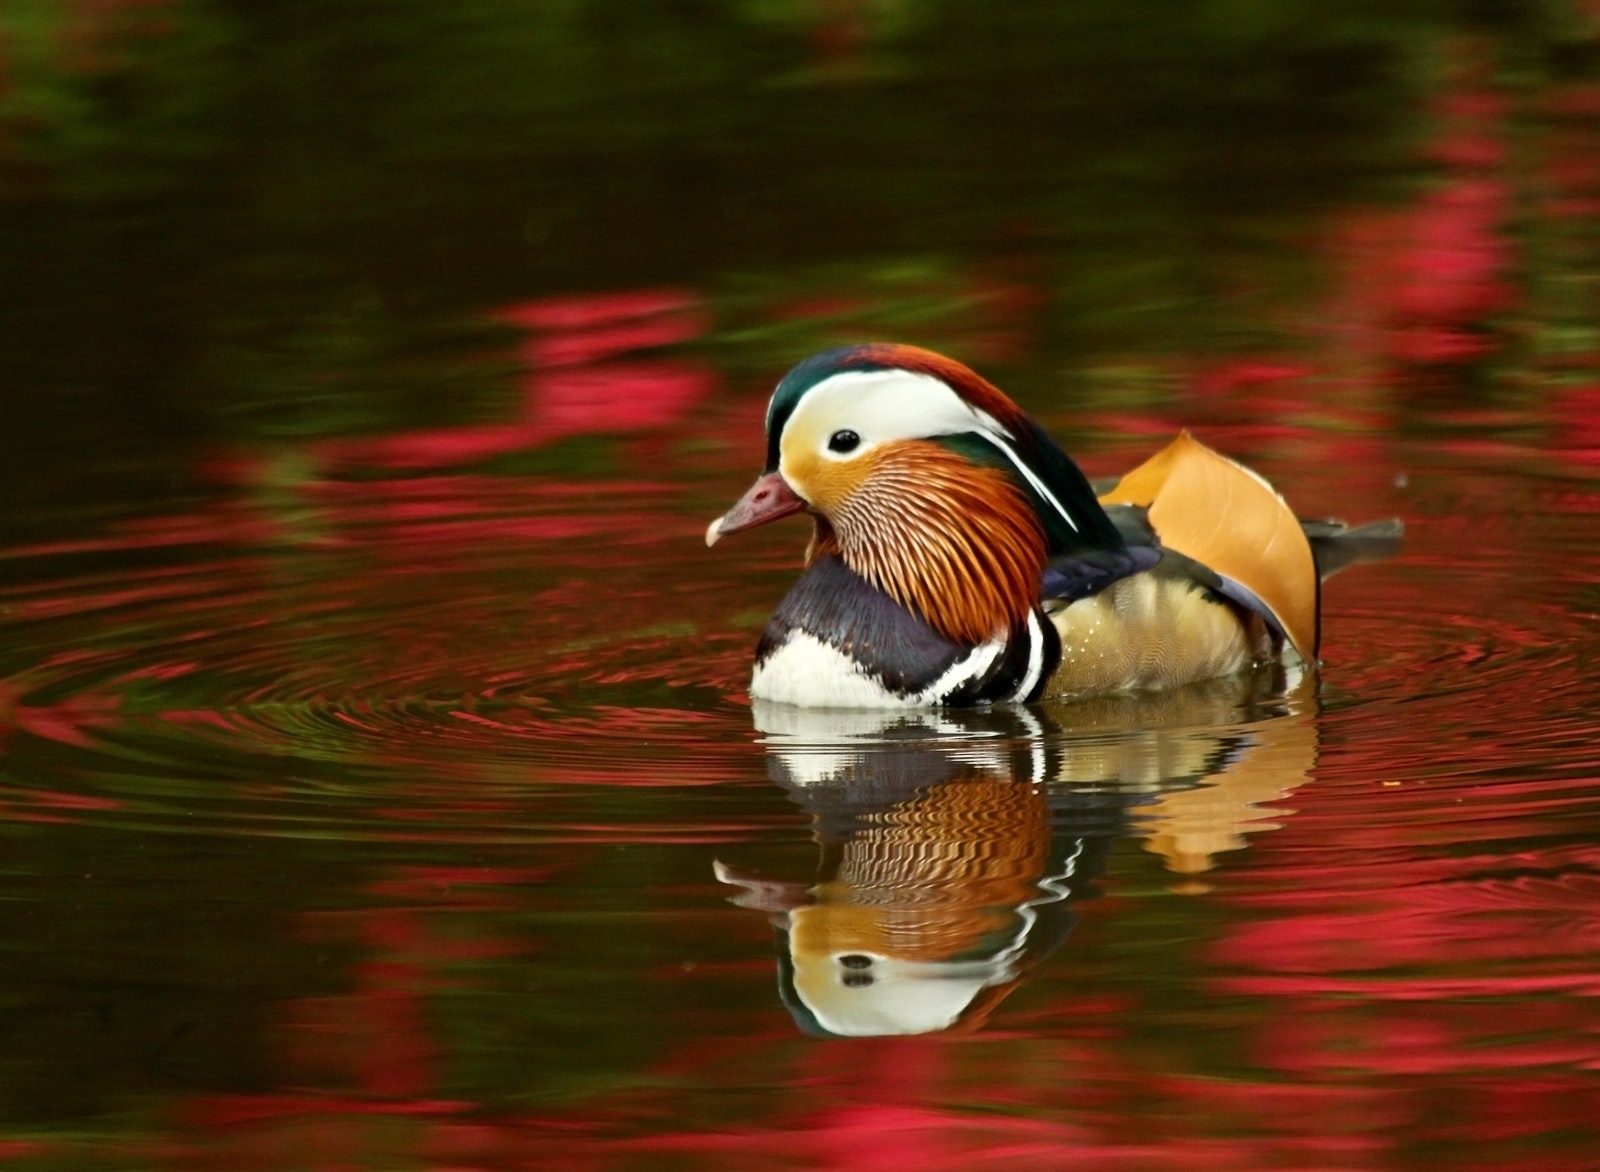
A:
[[716, 668, 1317, 1036]]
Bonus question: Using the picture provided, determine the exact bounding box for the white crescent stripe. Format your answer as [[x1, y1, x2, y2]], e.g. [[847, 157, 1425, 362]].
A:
[[983, 435, 1080, 534], [787, 369, 1081, 534]]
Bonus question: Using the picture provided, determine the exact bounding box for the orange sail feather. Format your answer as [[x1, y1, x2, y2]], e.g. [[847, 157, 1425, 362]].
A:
[[1098, 432, 1320, 661]]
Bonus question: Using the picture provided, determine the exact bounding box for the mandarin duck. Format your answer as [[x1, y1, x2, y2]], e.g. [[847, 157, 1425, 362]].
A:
[[708, 343, 1400, 708]]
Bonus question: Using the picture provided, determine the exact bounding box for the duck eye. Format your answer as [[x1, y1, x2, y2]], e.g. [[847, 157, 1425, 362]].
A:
[[827, 429, 861, 454]]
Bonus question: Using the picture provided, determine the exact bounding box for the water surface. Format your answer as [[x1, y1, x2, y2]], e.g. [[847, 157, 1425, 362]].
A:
[[3, 3, 1600, 1168]]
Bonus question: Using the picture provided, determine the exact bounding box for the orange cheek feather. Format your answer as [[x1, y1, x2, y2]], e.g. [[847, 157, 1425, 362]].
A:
[[795, 442, 1047, 647], [781, 445, 866, 519]]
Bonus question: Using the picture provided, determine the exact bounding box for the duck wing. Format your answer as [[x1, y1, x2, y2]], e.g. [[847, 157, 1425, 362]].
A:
[[1096, 431, 1321, 661], [1038, 544, 1160, 604]]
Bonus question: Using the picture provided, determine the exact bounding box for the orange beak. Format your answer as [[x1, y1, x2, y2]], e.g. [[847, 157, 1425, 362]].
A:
[[705, 471, 807, 546]]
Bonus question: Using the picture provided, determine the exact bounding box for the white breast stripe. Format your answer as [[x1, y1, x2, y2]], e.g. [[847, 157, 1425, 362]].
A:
[[1012, 609, 1046, 701], [918, 637, 1002, 703]]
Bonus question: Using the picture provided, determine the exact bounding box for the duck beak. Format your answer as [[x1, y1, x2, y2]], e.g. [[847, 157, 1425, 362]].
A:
[[705, 471, 807, 546]]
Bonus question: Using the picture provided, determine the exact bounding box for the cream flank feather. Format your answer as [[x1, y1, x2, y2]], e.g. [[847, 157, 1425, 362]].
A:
[[1044, 573, 1266, 697]]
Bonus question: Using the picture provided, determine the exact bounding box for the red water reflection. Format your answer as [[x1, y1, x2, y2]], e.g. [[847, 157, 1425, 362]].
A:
[[275, 289, 721, 477], [0, 673, 121, 752], [5, 27, 1600, 1171]]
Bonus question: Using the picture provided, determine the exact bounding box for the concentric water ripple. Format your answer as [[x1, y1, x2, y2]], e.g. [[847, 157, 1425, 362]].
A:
[[0, 475, 781, 840], [3, 455, 1600, 855]]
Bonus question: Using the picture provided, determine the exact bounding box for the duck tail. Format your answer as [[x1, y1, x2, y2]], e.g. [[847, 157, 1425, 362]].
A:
[[1301, 517, 1405, 580]]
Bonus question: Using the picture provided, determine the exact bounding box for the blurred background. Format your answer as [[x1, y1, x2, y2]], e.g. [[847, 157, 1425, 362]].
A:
[[5, 0, 1598, 525]]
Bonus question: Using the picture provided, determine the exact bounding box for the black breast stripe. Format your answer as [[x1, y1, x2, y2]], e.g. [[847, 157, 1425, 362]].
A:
[[756, 554, 966, 697], [757, 556, 1063, 705]]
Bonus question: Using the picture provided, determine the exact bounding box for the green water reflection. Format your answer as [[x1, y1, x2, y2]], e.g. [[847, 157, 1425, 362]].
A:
[[7, 1, 1582, 507]]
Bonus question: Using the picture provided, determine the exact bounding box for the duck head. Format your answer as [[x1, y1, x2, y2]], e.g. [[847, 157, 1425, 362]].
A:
[[707, 344, 1122, 647]]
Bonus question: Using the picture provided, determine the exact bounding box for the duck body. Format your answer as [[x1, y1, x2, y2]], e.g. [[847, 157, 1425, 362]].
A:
[[708, 343, 1398, 709]]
